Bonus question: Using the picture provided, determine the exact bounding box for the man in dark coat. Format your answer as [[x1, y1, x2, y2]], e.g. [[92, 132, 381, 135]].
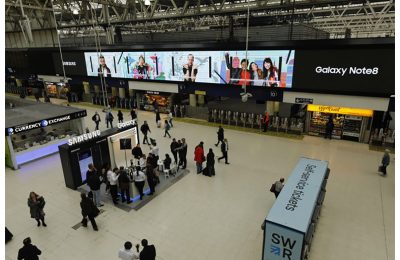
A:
[[140, 121, 151, 145], [92, 112, 101, 131], [80, 193, 99, 231], [86, 164, 103, 207], [118, 167, 132, 204], [170, 138, 179, 163], [215, 126, 224, 146], [218, 139, 230, 164], [18, 237, 41, 260], [140, 239, 156, 260], [175, 138, 187, 169], [131, 144, 143, 159], [130, 108, 137, 120]]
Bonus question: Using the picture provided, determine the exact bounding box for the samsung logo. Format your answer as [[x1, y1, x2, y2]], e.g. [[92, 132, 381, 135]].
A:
[[68, 130, 101, 146]]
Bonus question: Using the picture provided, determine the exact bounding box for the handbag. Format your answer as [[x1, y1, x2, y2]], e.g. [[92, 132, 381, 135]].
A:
[[270, 183, 276, 193], [378, 165, 384, 172]]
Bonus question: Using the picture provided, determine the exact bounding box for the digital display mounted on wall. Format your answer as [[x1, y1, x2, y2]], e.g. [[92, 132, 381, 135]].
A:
[[84, 50, 295, 88]]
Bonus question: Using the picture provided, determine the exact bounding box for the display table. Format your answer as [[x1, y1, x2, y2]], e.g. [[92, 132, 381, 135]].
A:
[[262, 158, 329, 260]]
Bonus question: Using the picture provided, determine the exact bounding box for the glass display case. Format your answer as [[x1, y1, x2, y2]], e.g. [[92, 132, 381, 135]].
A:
[[309, 112, 344, 139]]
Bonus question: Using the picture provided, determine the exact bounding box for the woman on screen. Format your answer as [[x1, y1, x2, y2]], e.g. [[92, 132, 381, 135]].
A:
[[183, 54, 198, 82], [134, 55, 149, 79], [250, 62, 264, 86], [262, 58, 278, 87], [225, 52, 251, 86]]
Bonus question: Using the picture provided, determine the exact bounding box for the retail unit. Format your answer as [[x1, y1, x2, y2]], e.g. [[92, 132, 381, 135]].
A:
[[58, 123, 139, 190], [5, 96, 86, 169], [262, 158, 330, 260], [306, 104, 373, 142]]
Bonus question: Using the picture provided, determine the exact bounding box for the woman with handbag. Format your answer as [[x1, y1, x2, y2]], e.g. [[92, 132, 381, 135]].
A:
[[27, 192, 46, 227], [80, 192, 99, 231]]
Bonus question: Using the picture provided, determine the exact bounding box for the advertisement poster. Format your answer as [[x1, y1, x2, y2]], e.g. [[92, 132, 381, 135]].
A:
[[84, 50, 295, 88]]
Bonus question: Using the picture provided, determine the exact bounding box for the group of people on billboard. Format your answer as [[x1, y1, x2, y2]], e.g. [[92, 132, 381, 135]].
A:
[[85, 50, 294, 88]]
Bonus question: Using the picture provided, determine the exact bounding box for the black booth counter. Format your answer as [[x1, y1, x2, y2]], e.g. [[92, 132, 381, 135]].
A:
[[59, 122, 139, 190]]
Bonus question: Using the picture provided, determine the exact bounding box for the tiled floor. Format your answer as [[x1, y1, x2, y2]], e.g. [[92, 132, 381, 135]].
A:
[[5, 101, 394, 260]]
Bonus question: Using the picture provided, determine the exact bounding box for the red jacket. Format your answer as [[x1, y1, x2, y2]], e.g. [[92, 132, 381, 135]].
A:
[[194, 146, 205, 163]]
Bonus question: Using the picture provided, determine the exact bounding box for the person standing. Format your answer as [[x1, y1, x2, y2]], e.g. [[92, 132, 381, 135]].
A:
[[119, 167, 131, 204], [163, 154, 172, 172], [170, 138, 179, 163], [130, 108, 137, 121], [140, 239, 156, 260], [206, 148, 215, 177], [108, 112, 115, 128], [86, 164, 104, 207], [324, 116, 334, 139], [131, 144, 144, 160], [18, 237, 41, 260], [108, 167, 120, 205], [133, 166, 146, 200], [194, 142, 205, 174], [262, 111, 270, 132], [118, 110, 124, 123], [272, 178, 285, 198], [215, 126, 224, 146], [118, 241, 139, 260], [163, 120, 171, 138], [27, 192, 46, 227], [218, 139, 230, 164], [146, 165, 157, 196], [80, 192, 99, 231], [176, 138, 188, 169], [140, 121, 151, 145], [92, 112, 101, 131], [380, 149, 391, 176]]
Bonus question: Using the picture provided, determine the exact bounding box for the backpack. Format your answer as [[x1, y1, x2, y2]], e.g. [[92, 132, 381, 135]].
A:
[[269, 183, 276, 193], [92, 115, 96, 121], [165, 123, 170, 130]]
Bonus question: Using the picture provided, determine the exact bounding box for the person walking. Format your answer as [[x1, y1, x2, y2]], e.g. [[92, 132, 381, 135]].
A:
[[108, 167, 120, 205], [206, 148, 215, 177], [133, 166, 146, 200], [131, 144, 143, 160], [168, 110, 173, 127], [194, 142, 205, 174], [118, 241, 139, 260], [86, 164, 104, 207], [170, 138, 179, 163], [155, 110, 161, 127], [380, 149, 391, 176], [18, 237, 41, 260], [324, 116, 334, 139], [130, 108, 137, 121], [80, 192, 99, 231], [163, 120, 171, 138], [119, 167, 132, 204], [27, 192, 46, 227], [218, 139, 230, 164], [262, 111, 270, 132], [140, 239, 156, 260], [176, 138, 188, 169], [118, 110, 124, 123], [92, 112, 101, 131], [140, 121, 151, 145], [272, 178, 285, 198], [215, 126, 224, 146], [108, 112, 115, 128]]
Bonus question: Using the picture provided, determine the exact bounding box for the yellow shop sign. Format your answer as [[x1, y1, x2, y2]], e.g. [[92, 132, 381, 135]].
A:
[[307, 104, 373, 117]]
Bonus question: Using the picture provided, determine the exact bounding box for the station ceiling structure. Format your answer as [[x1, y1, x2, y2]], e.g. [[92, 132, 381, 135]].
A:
[[4, 0, 395, 47]]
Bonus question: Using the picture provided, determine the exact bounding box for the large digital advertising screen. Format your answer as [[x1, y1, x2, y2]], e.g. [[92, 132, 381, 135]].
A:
[[84, 50, 295, 88]]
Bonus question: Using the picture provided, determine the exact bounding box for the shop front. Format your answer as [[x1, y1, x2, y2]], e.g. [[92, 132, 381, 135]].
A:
[[306, 104, 373, 142]]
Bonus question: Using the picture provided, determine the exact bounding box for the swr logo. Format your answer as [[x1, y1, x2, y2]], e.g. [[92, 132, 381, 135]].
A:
[[271, 233, 297, 259]]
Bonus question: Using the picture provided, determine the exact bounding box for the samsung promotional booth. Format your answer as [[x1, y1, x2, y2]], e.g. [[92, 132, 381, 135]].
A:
[[58, 121, 138, 190]]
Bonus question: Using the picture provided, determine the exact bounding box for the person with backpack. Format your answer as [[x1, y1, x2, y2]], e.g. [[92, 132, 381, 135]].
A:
[[215, 126, 224, 146], [92, 112, 101, 131], [140, 121, 151, 145], [86, 164, 104, 207], [80, 192, 99, 231], [140, 239, 156, 260], [27, 192, 46, 227], [163, 120, 171, 138], [119, 167, 132, 204], [117, 110, 124, 123]]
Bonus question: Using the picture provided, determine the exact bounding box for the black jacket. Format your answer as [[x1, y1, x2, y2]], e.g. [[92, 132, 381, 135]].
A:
[[18, 244, 41, 260], [86, 171, 101, 190], [207, 152, 215, 166], [164, 157, 172, 169], [141, 124, 150, 135], [131, 110, 137, 119], [118, 112, 123, 121], [170, 141, 179, 153], [132, 147, 144, 159], [80, 197, 98, 217], [221, 142, 227, 153], [140, 245, 156, 260], [217, 128, 224, 140], [177, 143, 188, 156]]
